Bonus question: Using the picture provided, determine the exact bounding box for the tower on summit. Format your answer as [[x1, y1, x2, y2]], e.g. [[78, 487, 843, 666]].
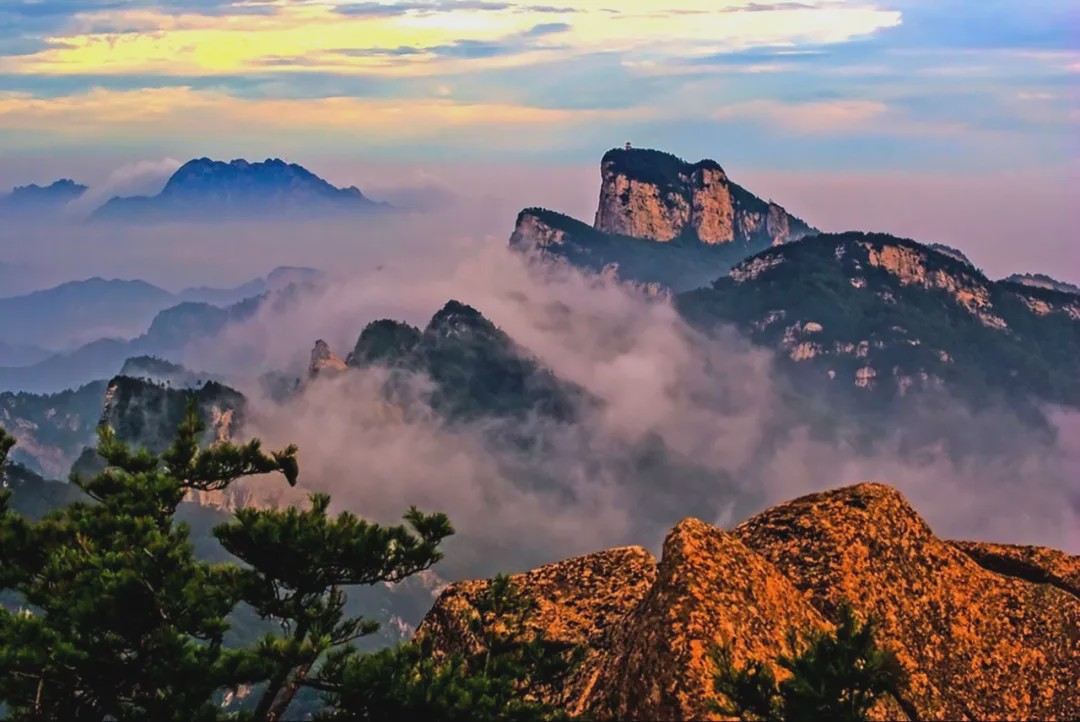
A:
[[625, 142, 632, 150]]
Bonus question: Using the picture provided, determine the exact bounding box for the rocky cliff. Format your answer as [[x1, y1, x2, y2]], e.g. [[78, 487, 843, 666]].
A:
[[510, 147, 815, 292], [419, 483, 1080, 720], [677, 232, 1080, 415], [594, 148, 813, 246]]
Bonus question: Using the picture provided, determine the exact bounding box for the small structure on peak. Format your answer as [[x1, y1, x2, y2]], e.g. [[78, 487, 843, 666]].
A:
[[625, 141, 632, 150]]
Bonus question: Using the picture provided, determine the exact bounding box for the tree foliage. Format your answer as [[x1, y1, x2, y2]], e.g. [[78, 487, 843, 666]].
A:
[[710, 603, 904, 722], [0, 401, 575, 722], [316, 574, 581, 722]]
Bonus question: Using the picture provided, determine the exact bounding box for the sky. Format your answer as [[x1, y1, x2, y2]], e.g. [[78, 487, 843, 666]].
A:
[[0, 0, 1077, 284]]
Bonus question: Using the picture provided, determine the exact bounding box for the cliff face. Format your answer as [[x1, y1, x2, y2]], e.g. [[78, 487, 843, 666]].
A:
[[677, 232, 1080, 413], [419, 483, 1080, 720], [593, 148, 812, 246], [509, 148, 815, 292]]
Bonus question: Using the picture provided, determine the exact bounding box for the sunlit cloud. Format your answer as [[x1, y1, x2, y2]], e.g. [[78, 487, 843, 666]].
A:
[[2, 1, 901, 77], [712, 98, 969, 136], [0, 86, 658, 144]]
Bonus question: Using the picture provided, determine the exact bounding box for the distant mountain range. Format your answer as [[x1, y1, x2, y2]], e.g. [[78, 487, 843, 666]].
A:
[[1, 158, 387, 222], [0, 266, 323, 351], [0, 267, 324, 392], [0, 179, 87, 217], [91, 158, 387, 222]]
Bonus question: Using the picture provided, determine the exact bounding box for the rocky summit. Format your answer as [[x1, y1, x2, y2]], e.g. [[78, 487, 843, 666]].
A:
[[510, 147, 815, 292], [418, 483, 1080, 720], [593, 148, 812, 246]]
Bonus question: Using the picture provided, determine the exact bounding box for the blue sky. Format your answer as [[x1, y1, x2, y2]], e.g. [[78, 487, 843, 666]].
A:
[[0, 0, 1075, 172]]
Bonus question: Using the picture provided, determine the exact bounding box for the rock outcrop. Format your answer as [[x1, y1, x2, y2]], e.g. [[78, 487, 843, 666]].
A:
[[309, 339, 347, 378], [593, 148, 812, 246], [509, 147, 815, 292], [419, 483, 1080, 720], [1005, 273, 1080, 297], [677, 232, 1080, 411], [416, 546, 658, 714]]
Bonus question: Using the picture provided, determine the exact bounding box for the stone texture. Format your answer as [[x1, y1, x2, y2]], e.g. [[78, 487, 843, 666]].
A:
[[420, 483, 1080, 721], [582, 519, 827, 720], [952, 540, 1080, 599], [734, 483, 1080, 720], [416, 546, 658, 714], [309, 339, 347, 378], [593, 149, 810, 246]]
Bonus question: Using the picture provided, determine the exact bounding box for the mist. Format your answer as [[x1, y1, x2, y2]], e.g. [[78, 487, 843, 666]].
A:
[[171, 242, 1080, 581], [2, 157, 1076, 575]]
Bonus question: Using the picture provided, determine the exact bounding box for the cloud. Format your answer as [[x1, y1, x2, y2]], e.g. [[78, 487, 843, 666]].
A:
[[1, 1, 901, 78], [64, 156, 181, 217], [712, 98, 970, 136], [177, 241, 1080, 577], [0, 87, 656, 153]]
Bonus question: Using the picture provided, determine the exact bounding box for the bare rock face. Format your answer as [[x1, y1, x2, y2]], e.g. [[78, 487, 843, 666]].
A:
[[510, 210, 569, 251], [952, 540, 1080, 599], [309, 339, 347, 378], [582, 519, 827, 720], [416, 546, 658, 714], [734, 483, 1080, 720], [420, 483, 1080, 720], [593, 148, 810, 246]]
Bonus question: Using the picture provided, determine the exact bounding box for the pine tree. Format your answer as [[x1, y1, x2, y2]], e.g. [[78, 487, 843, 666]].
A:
[[0, 406, 573, 721], [0, 404, 299, 721], [316, 574, 580, 722], [710, 603, 904, 722], [213, 494, 452, 720]]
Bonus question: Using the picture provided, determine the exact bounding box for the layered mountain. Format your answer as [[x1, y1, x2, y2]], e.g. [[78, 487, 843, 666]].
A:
[[0, 380, 107, 477], [92, 158, 386, 222], [511, 147, 815, 291], [1005, 272, 1080, 296], [419, 482, 1080, 720], [318, 300, 583, 423], [0, 267, 323, 353], [0, 278, 177, 349], [0, 179, 87, 217], [676, 232, 1080, 426], [0, 270, 321, 393]]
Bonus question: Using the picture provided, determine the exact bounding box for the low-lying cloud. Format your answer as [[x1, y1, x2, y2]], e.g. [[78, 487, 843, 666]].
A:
[[187, 242, 1080, 580]]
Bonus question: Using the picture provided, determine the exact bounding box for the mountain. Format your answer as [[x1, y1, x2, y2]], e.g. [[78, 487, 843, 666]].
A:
[[0, 381, 108, 477], [0, 277, 176, 349], [676, 232, 1080, 430], [1005, 272, 1080, 296], [0, 269, 320, 393], [419, 482, 1080, 720], [91, 158, 387, 222], [179, 266, 325, 306], [0, 179, 87, 217], [0, 341, 51, 368], [510, 147, 815, 292], [0, 296, 258, 393], [319, 300, 583, 423]]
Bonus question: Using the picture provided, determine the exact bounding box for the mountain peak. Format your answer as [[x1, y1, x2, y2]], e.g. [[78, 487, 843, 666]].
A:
[[426, 300, 496, 337], [2, 179, 88, 215], [594, 146, 812, 246], [92, 157, 383, 222], [599, 146, 726, 188], [420, 481, 1080, 720], [1004, 272, 1080, 296]]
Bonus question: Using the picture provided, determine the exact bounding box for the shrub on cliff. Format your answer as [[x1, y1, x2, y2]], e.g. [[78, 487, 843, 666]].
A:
[[710, 603, 904, 722]]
